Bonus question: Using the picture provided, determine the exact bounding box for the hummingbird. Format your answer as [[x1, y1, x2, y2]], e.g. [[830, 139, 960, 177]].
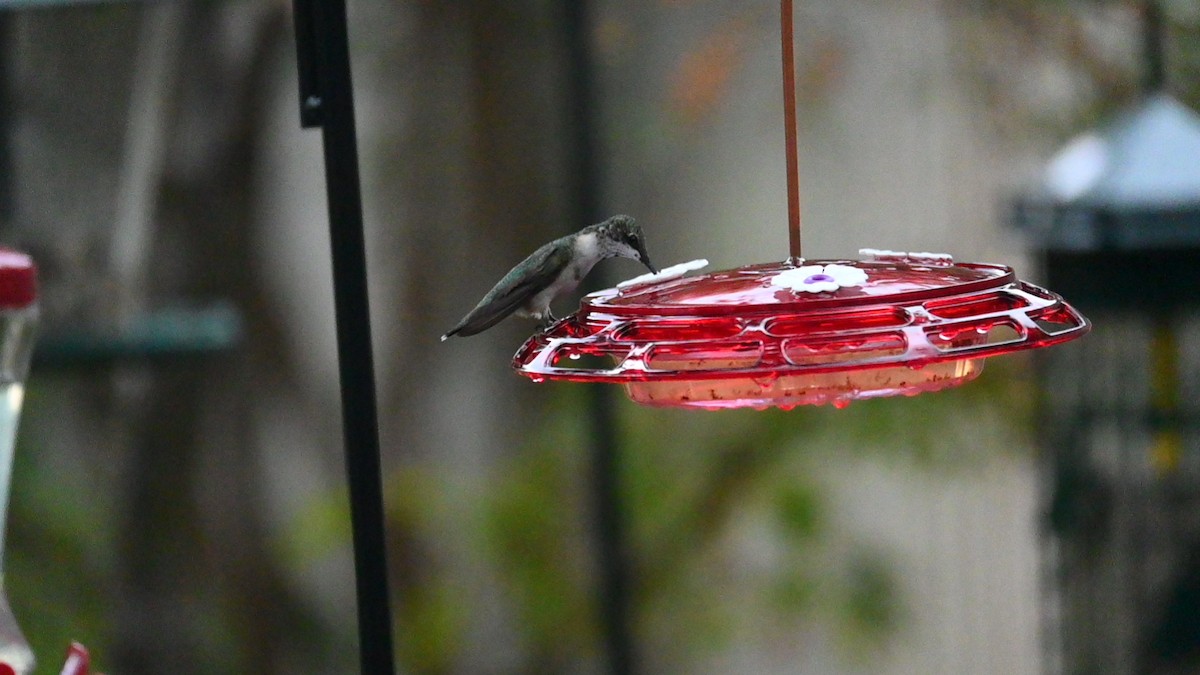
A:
[[441, 214, 656, 340]]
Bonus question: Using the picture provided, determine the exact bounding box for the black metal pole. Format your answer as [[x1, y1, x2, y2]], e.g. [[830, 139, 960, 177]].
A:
[[292, 2, 396, 674], [586, 386, 637, 675], [563, 3, 638, 674]]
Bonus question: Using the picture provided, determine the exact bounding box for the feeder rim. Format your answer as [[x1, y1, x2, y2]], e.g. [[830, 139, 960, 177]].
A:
[[582, 259, 1017, 317]]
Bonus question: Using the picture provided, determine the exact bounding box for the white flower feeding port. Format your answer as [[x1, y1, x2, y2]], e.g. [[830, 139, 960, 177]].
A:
[[771, 264, 868, 294]]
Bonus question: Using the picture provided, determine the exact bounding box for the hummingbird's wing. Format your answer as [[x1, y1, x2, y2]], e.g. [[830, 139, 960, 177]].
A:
[[442, 239, 571, 339]]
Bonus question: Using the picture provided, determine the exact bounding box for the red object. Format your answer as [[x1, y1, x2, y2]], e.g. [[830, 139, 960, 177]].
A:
[[513, 256, 1089, 409], [59, 643, 89, 675], [0, 250, 36, 309]]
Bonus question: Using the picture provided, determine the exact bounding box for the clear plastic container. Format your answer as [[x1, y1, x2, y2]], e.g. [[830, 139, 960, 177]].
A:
[[0, 250, 38, 674]]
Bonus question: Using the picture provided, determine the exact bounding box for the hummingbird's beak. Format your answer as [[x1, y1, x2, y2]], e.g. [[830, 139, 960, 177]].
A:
[[638, 248, 657, 274]]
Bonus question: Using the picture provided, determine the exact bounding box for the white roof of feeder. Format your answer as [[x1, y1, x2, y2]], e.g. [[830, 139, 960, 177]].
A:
[[1013, 94, 1200, 252]]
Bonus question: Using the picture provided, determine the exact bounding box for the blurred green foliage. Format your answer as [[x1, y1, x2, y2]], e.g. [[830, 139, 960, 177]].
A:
[[3, 352, 1031, 673], [7, 384, 112, 672], [276, 355, 1033, 672]]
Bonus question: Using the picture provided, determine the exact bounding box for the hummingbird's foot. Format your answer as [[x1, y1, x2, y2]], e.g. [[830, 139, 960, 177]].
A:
[[538, 310, 558, 331]]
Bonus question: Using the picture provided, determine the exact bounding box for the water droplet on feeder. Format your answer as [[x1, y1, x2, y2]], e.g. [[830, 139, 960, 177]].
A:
[[754, 373, 779, 388]]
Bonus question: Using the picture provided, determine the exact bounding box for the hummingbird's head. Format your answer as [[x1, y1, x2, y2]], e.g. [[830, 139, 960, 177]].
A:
[[596, 214, 657, 274]]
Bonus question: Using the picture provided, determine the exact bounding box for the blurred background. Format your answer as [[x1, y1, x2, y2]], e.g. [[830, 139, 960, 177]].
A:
[[0, 0, 1197, 673]]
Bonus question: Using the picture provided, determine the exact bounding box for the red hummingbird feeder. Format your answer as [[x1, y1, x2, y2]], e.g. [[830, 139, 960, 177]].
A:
[[513, 252, 1088, 409], [513, 1, 1090, 409]]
